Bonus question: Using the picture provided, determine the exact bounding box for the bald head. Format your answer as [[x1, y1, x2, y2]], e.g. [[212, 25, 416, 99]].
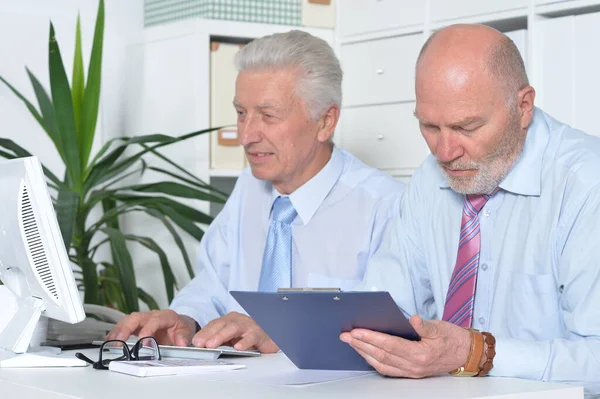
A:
[[416, 24, 528, 104]]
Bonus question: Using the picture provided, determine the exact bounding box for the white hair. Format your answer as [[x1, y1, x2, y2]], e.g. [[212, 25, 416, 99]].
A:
[[234, 30, 342, 121]]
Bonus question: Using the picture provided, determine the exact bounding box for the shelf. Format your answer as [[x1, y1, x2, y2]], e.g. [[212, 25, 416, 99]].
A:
[[144, 17, 334, 44], [430, 8, 529, 32], [339, 24, 424, 45], [535, 0, 600, 17], [209, 169, 243, 178]]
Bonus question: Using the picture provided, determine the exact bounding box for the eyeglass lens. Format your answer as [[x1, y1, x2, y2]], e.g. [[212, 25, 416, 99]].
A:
[[132, 337, 160, 361]]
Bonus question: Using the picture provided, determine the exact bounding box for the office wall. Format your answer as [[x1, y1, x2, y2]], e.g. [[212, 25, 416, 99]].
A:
[[0, 0, 144, 176]]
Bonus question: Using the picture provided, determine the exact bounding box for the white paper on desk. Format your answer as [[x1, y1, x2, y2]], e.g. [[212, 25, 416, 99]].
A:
[[257, 369, 374, 386], [193, 368, 373, 386]]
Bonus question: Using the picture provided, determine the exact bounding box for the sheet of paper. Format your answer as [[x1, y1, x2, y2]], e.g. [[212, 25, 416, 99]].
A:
[[192, 367, 372, 386], [251, 369, 373, 386]]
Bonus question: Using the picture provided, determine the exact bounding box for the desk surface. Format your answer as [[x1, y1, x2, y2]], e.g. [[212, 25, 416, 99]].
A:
[[0, 349, 584, 399]]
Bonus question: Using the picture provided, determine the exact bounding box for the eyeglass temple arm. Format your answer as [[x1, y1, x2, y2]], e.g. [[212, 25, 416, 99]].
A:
[[75, 352, 96, 364]]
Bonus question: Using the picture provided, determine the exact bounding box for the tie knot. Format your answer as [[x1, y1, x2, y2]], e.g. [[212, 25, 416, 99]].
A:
[[465, 187, 500, 214], [271, 196, 297, 225]]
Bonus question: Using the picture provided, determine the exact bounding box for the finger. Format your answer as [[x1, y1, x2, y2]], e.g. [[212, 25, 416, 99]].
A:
[[174, 332, 192, 347], [205, 321, 245, 349], [409, 315, 438, 339], [345, 332, 409, 371], [353, 346, 408, 378], [339, 332, 352, 343], [192, 318, 228, 347], [137, 313, 175, 342], [349, 328, 417, 359], [234, 330, 279, 353], [107, 313, 145, 341]]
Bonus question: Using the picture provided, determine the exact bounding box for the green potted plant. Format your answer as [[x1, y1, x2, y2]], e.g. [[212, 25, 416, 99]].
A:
[[0, 0, 227, 312]]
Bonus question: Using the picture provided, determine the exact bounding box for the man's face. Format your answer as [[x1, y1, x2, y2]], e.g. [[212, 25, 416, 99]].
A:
[[234, 68, 328, 193], [415, 67, 526, 194]]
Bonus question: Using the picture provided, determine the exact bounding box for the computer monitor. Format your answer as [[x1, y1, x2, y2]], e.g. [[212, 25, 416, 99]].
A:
[[0, 156, 86, 367]]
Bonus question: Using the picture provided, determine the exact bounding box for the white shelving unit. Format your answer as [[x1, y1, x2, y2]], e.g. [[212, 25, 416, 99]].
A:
[[134, 18, 334, 187], [208, 169, 244, 178], [334, 0, 600, 181]]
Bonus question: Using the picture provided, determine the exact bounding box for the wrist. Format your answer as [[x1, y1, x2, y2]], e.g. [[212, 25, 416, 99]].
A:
[[476, 331, 496, 376], [449, 328, 484, 377]]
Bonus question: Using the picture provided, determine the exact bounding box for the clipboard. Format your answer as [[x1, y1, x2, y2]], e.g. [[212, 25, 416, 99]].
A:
[[230, 290, 420, 371]]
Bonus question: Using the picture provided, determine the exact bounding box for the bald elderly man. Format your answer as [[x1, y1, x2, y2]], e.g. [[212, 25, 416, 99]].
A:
[[341, 24, 600, 394]]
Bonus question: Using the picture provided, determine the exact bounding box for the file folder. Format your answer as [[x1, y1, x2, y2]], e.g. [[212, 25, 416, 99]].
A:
[[230, 290, 419, 371]]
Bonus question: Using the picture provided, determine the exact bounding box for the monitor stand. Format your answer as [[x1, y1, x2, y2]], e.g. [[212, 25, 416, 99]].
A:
[[0, 296, 86, 368]]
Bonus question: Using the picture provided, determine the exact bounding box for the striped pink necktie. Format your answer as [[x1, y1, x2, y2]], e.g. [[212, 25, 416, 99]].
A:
[[442, 189, 498, 328]]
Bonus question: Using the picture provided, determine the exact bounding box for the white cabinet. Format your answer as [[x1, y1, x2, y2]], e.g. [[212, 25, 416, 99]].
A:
[[430, 0, 528, 21], [339, 103, 428, 173], [535, 11, 600, 137], [338, 0, 424, 37], [341, 34, 422, 107]]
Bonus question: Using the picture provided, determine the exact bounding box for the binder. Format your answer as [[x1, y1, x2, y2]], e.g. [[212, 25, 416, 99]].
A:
[[230, 290, 419, 371], [210, 41, 246, 170]]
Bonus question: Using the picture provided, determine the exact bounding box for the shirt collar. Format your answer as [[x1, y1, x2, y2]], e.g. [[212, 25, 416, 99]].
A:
[[438, 107, 548, 196], [270, 146, 344, 225]]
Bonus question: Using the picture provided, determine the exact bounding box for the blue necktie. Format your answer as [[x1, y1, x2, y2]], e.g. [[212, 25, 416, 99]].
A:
[[258, 196, 297, 292]]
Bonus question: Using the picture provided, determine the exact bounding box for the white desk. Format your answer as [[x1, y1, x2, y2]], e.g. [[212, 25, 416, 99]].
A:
[[0, 350, 584, 399]]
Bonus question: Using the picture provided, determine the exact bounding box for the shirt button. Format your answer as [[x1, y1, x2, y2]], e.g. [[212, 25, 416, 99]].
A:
[[478, 317, 485, 325], [483, 209, 491, 217], [481, 263, 488, 271]]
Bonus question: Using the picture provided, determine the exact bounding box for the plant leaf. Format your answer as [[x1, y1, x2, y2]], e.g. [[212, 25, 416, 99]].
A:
[[72, 15, 85, 147], [80, 0, 105, 168], [122, 181, 227, 203], [84, 134, 176, 192], [0, 139, 63, 187], [155, 204, 205, 241], [113, 194, 214, 225], [144, 146, 221, 192], [125, 234, 177, 303], [99, 263, 126, 311], [144, 208, 194, 279], [80, 257, 100, 305], [147, 165, 215, 191], [26, 68, 63, 160], [49, 23, 82, 190], [101, 227, 138, 312], [55, 187, 79, 250], [88, 127, 220, 190], [137, 287, 160, 310], [0, 76, 59, 148], [101, 197, 120, 229]]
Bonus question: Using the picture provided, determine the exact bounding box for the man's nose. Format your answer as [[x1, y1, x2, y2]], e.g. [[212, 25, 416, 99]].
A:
[[435, 129, 463, 164], [239, 116, 261, 147]]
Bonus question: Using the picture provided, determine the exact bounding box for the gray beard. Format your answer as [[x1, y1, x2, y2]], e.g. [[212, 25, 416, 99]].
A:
[[438, 116, 526, 195]]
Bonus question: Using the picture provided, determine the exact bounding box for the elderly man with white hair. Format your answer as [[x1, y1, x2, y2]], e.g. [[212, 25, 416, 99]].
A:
[[108, 30, 404, 352]]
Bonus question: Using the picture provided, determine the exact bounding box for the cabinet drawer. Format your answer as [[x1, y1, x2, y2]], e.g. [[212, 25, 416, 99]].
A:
[[339, 103, 429, 171], [430, 0, 528, 22], [339, 0, 424, 37], [341, 34, 423, 107]]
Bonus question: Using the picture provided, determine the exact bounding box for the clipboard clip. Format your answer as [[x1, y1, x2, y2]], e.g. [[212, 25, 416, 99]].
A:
[[276, 288, 342, 293]]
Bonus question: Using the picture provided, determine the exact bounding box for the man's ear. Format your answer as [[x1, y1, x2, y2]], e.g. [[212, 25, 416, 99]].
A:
[[518, 86, 536, 130], [317, 105, 340, 143]]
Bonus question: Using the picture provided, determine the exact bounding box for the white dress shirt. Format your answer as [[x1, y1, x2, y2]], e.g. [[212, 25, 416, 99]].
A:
[[361, 108, 600, 395], [170, 146, 405, 327]]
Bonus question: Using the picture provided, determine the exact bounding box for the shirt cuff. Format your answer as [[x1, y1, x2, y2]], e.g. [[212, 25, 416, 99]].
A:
[[169, 305, 219, 329], [490, 337, 550, 380]]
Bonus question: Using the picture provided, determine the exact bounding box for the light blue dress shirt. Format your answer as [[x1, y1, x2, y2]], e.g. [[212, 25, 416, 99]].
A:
[[171, 146, 405, 328], [361, 108, 600, 394]]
